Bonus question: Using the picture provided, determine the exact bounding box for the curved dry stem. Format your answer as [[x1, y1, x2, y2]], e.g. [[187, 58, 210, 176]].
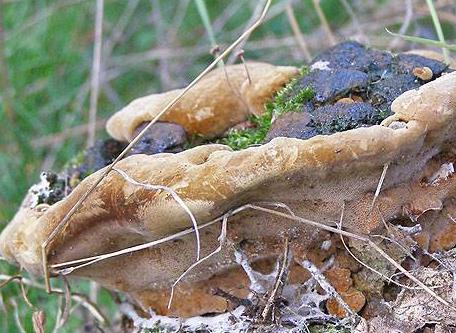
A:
[[112, 167, 201, 262], [49, 200, 456, 313], [167, 212, 230, 310], [40, 0, 272, 294], [0, 275, 33, 309], [336, 207, 454, 310], [0, 274, 107, 324], [49, 202, 292, 273]]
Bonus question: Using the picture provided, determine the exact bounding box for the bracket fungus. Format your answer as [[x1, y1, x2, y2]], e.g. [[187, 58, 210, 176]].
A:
[[1, 44, 456, 329]]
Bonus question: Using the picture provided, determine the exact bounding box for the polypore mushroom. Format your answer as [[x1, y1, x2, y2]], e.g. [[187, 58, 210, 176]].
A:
[[1, 46, 456, 324], [106, 62, 299, 142]]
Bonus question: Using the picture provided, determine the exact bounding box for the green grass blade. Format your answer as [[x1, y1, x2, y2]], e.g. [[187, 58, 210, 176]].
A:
[[425, 0, 450, 64], [194, 0, 217, 48], [385, 28, 456, 52]]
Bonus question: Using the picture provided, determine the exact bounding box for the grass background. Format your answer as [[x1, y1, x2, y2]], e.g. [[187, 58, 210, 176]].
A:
[[0, 0, 454, 331]]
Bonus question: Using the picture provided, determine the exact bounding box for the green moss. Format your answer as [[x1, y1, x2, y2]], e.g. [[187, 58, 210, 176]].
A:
[[62, 150, 85, 170], [220, 67, 313, 150]]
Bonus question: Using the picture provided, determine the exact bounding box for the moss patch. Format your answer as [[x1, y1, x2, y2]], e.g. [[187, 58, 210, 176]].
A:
[[219, 67, 313, 150]]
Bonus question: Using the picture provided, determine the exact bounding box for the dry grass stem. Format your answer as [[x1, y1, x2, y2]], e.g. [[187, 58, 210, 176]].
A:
[[40, 0, 272, 293], [237, 50, 252, 84], [336, 207, 454, 310], [339, 0, 367, 43], [285, 4, 311, 61], [103, 0, 140, 57], [58, 275, 71, 328], [0, 275, 33, 308], [300, 259, 356, 318], [0, 274, 107, 324], [311, 0, 336, 46], [111, 167, 202, 261], [87, 0, 104, 148], [167, 212, 230, 309], [49, 202, 291, 273], [261, 238, 291, 322], [370, 163, 389, 212], [370, 234, 416, 261], [388, 0, 413, 50], [227, 0, 267, 64]]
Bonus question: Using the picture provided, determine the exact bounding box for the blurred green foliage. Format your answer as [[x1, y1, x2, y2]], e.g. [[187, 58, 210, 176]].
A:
[[0, 0, 454, 331]]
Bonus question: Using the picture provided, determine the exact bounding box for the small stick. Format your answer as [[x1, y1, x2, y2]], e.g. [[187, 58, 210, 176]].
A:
[[336, 206, 453, 309], [0, 275, 33, 308], [388, 0, 413, 50], [50, 202, 292, 272]]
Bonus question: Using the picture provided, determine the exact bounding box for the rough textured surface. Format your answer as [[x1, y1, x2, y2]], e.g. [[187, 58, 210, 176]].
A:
[[269, 42, 453, 141], [264, 112, 317, 142], [127, 121, 187, 156], [1, 63, 456, 319], [106, 62, 299, 142], [298, 68, 368, 104]]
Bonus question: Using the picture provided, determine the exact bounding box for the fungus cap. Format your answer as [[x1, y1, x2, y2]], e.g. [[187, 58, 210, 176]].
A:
[[1, 63, 456, 318]]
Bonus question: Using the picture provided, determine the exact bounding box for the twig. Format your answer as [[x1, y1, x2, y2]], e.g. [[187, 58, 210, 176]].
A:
[[236, 50, 252, 84], [0, 275, 33, 308], [87, 0, 104, 148], [285, 3, 311, 62], [58, 275, 72, 328], [49, 202, 293, 273], [151, 0, 174, 88], [248, 204, 455, 310], [5, 0, 90, 42], [48, 198, 455, 310], [29, 119, 106, 149], [311, 0, 336, 46], [41, 0, 272, 294]]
